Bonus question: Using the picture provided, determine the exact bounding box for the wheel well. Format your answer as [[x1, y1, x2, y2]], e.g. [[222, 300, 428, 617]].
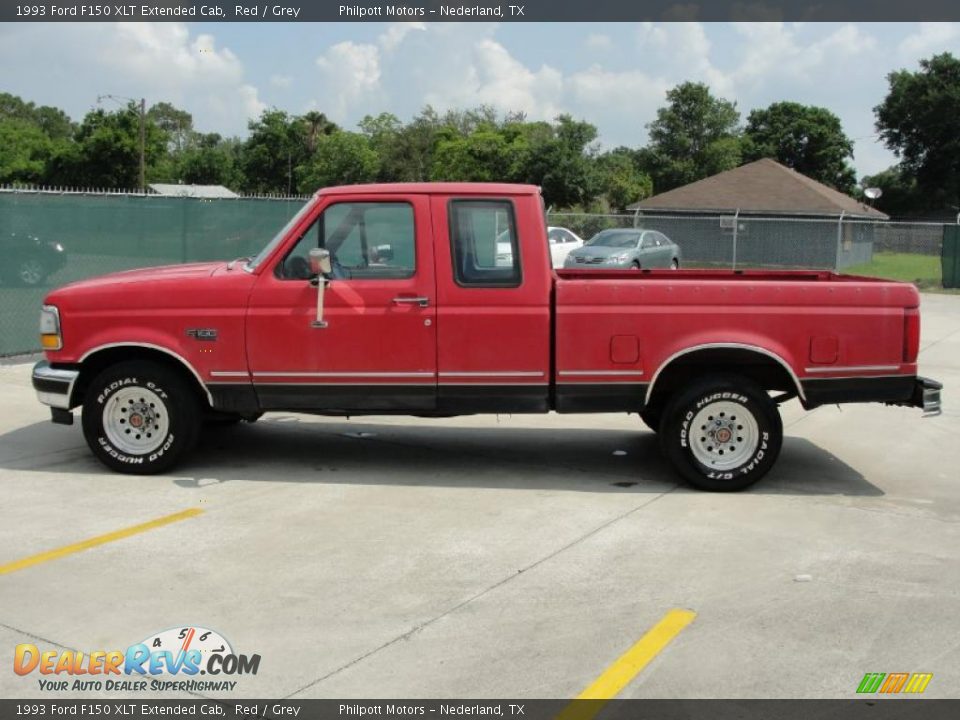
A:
[[69, 346, 211, 410], [646, 347, 800, 411]]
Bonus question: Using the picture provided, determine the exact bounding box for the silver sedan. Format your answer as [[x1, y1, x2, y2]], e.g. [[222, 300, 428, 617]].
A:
[[563, 229, 681, 270]]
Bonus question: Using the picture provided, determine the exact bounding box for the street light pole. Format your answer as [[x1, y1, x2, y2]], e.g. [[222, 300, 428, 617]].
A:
[[138, 98, 146, 192]]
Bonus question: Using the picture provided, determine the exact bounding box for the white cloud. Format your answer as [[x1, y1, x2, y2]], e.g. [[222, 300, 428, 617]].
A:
[[270, 74, 293, 88], [585, 33, 612, 50], [315, 41, 384, 119], [379, 22, 427, 52], [898, 22, 960, 60], [311, 24, 562, 125], [0, 22, 263, 136]]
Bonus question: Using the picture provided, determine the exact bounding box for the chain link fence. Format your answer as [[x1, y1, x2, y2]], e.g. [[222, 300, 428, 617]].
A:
[[547, 212, 946, 270], [1, 188, 954, 356]]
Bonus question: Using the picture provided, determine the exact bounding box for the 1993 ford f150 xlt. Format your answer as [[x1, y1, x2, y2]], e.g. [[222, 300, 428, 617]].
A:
[[32, 183, 942, 490]]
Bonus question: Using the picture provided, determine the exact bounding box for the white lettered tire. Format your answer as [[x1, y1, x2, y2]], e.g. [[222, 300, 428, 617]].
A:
[[82, 360, 200, 474], [660, 374, 783, 491]]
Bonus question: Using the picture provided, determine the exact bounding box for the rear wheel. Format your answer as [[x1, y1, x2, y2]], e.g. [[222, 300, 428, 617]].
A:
[[659, 374, 782, 491], [82, 360, 200, 474]]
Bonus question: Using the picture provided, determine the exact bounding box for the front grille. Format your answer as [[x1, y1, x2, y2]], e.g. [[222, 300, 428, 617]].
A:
[[575, 256, 606, 264]]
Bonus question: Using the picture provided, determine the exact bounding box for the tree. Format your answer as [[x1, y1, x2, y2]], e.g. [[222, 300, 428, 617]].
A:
[[431, 128, 516, 182], [300, 111, 337, 154], [0, 92, 74, 140], [178, 133, 243, 187], [59, 105, 166, 188], [296, 131, 379, 191], [860, 166, 925, 218], [875, 52, 960, 211], [147, 101, 193, 154], [514, 115, 601, 208], [240, 109, 304, 194], [596, 149, 653, 213], [744, 101, 856, 192], [646, 82, 741, 191], [0, 119, 53, 184]]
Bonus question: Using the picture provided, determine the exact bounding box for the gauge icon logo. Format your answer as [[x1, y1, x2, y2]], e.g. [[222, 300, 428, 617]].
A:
[[141, 626, 233, 661]]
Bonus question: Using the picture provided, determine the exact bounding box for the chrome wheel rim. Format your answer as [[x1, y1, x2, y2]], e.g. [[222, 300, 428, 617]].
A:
[[19, 260, 43, 285], [102, 387, 169, 455], [689, 400, 759, 470]]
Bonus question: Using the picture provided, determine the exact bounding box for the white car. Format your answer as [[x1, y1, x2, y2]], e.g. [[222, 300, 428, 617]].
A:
[[496, 226, 585, 269]]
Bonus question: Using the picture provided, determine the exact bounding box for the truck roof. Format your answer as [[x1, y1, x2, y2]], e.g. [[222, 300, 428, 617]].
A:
[[317, 182, 541, 197]]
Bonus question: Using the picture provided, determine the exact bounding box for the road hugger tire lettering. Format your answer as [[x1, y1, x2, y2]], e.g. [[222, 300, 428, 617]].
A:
[[660, 373, 783, 491], [82, 360, 200, 474]]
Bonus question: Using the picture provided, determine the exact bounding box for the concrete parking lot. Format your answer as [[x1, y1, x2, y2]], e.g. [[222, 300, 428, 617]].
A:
[[1, 293, 958, 701]]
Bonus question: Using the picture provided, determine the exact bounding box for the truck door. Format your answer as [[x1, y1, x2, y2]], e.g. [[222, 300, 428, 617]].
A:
[[429, 195, 552, 413], [245, 194, 437, 411]]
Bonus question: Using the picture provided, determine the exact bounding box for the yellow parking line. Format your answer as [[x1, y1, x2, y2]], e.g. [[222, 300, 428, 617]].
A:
[[557, 609, 696, 720], [0, 507, 204, 576]]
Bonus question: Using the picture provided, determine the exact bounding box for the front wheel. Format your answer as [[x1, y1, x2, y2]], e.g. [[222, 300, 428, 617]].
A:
[[82, 360, 200, 474], [659, 374, 782, 491]]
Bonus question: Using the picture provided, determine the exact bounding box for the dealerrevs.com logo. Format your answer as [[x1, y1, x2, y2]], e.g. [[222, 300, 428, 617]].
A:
[[14, 626, 261, 693]]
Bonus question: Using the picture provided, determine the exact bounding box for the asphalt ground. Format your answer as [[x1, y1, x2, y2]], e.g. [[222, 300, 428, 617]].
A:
[[0, 293, 958, 702]]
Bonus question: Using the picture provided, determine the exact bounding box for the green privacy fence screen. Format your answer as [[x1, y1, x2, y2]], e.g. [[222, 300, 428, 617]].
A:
[[944, 225, 960, 289], [1, 190, 308, 356]]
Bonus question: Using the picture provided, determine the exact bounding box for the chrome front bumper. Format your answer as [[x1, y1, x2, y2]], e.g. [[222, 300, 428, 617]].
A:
[[32, 361, 79, 410]]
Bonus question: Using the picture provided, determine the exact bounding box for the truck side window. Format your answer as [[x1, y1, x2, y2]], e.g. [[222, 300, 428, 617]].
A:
[[278, 202, 416, 280], [449, 200, 521, 287]]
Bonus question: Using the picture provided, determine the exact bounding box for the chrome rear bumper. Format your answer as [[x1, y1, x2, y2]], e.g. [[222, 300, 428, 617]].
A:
[[905, 376, 942, 417]]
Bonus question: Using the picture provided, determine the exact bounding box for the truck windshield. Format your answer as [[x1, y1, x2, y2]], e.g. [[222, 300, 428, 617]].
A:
[[247, 199, 314, 270]]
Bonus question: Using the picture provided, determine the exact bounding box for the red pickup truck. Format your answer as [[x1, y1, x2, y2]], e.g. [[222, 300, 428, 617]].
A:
[[32, 183, 941, 491]]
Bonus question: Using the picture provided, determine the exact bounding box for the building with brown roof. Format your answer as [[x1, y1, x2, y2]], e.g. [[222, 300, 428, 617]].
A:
[[625, 159, 886, 269], [628, 158, 888, 219]]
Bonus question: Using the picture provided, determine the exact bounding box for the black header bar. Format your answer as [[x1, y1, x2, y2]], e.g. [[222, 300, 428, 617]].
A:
[[3, 0, 960, 22]]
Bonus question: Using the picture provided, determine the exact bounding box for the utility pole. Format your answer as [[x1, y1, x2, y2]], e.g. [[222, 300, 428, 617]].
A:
[[138, 97, 146, 192]]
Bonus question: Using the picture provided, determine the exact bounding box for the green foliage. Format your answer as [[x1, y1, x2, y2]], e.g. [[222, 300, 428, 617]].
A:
[[645, 82, 742, 191], [596, 150, 653, 213], [0, 119, 54, 184], [744, 101, 856, 192], [875, 52, 960, 210], [860, 166, 925, 218], [296, 131, 379, 192], [0, 92, 74, 140], [60, 105, 167, 188], [239, 109, 303, 194]]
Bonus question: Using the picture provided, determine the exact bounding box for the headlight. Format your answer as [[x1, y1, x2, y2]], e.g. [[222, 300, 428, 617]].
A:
[[39, 305, 62, 350], [613, 253, 631, 262]]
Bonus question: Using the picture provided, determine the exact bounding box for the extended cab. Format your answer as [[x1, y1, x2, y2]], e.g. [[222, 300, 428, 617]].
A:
[[33, 183, 942, 490]]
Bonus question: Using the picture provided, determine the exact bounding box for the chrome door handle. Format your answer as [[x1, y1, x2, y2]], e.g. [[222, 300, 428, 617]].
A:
[[392, 296, 430, 308]]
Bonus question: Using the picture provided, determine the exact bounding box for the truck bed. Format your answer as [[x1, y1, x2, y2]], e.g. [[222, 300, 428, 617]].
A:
[[555, 268, 892, 283]]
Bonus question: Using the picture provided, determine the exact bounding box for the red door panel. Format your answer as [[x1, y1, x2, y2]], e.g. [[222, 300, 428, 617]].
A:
[[245, 194, 437, 411]]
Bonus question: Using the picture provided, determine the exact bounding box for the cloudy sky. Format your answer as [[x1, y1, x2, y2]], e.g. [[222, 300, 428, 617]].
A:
[[1, 21, 958, 177]]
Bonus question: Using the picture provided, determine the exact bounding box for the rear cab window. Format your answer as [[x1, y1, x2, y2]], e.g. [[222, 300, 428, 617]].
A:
[[448, 199, 522, 287]]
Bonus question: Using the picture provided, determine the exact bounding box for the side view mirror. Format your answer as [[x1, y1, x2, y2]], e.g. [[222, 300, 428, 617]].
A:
[[309, 248, 332, 277]]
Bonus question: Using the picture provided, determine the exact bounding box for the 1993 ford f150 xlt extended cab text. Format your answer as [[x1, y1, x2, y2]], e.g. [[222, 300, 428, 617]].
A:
[[32, 183, 942, 491]]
